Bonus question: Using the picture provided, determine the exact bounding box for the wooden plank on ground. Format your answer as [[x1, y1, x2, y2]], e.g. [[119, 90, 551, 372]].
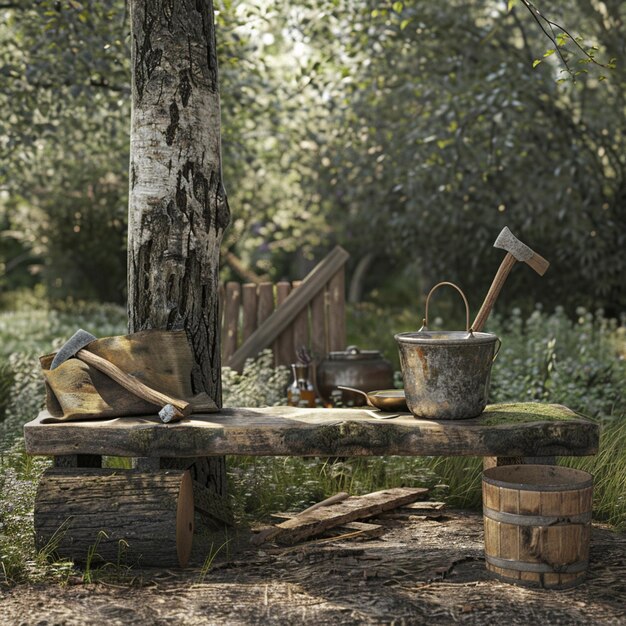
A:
[[255, 487, 429, 545], [271, 513, 384, 539]]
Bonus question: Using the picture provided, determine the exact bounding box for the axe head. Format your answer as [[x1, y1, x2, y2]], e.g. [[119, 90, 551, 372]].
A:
[[50, 329, 97, 370], [494, 227, 550, 276]]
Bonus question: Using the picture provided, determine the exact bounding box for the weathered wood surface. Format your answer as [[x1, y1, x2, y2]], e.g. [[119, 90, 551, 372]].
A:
[[34, 468, 194, 567], [24, 403, 598, 460], [254, 487, 429, 545], [226, 245, 349, 371], [271, 515, 384, 540]]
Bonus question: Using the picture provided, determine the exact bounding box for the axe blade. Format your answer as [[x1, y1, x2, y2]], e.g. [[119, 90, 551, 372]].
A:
[[493, 226, 533, 262], [50, 329, 98, 370]]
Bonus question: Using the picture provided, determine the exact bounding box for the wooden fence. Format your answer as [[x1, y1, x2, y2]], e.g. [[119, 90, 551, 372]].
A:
[[221, 246, 349, 371]]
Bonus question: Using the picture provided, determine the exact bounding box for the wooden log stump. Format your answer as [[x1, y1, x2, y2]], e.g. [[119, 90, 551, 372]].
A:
[[34, 468, 194, 568]]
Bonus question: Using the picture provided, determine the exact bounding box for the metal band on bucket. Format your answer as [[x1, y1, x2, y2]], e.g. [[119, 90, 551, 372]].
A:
[[485, 554, 588, 574], [483, 506, 592, 526]]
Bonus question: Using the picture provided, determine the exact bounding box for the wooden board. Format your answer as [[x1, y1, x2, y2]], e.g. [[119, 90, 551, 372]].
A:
[[259, 487, 428, 545], [227, 246, 349, 371], [271, 514, 384, 539], [24, 403, 599, 460]]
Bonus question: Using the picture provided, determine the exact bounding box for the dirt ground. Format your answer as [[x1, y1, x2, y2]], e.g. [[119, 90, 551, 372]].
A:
[[2, 509, 626, 625]]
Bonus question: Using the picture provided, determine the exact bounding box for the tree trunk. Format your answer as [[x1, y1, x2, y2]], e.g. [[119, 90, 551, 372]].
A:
[[128, 0, 230, 506]]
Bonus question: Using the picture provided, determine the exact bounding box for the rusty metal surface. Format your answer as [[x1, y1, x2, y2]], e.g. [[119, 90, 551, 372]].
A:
[[395, 330, 499, 420]]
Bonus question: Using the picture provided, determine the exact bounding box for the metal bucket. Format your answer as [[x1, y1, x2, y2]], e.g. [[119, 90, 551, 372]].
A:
[[395, 282, 500, 420]]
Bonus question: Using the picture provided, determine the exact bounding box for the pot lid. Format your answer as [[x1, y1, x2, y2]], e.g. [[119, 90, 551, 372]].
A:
[[327, 345, 383, 360]]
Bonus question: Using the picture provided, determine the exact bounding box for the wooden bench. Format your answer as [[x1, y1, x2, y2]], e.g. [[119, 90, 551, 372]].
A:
[[23, 402, 599, 567]]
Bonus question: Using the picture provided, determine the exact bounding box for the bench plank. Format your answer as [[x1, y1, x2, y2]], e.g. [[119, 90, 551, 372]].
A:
[[24, 403, 598, 460]]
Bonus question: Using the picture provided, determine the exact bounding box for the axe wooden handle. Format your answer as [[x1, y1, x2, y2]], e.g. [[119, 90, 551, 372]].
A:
[[472, 253, 517, 332], [76, 349, 192, 417]]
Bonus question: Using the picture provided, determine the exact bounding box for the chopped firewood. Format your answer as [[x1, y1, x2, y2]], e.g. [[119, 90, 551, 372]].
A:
[[252, 487, 428, 546]]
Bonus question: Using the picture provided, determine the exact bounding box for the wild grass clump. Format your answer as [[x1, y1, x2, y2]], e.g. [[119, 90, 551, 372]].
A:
[[227, 455, 443, 523], [564, 418, 626, 531], [0, 447, 72, 586]]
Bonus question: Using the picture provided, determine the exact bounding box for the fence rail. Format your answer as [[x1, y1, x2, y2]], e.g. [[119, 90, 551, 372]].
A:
[[220, 246, 349, 370]]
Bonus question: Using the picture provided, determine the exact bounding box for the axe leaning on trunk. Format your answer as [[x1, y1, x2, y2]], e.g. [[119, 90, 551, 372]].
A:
[[472, 227, 550, 332], [50, 329, 191, 423]]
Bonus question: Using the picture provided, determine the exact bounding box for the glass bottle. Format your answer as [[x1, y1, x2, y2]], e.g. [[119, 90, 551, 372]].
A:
[[287, 363, 316, 408]]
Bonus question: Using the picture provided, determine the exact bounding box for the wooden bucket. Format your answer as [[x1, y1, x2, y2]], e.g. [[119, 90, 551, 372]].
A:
[[483, 464, 593, 589]]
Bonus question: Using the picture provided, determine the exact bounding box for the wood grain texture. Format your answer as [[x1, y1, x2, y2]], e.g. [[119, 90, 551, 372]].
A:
[[291, 281, 309, 358], [227, 246, 349, 371], [472, 253, 517, 332], [34, 468, 194, 567], [274, 282, 293, 366], [25, 403, 599, 460], [326, 268, 346, 351], [309, 287, 327, 359], [483, 464, 592, 589], [257, 487, 428, 545], [241, 284, 258, 342], [222, 282, 241, 363]]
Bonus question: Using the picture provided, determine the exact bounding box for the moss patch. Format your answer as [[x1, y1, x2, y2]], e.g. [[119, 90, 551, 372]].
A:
[[477, 402, 590, 426]]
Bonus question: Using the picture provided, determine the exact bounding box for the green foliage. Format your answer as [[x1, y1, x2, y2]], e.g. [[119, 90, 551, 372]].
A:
[[228, 455, 442, 523], [489, 306, 626, 419], [302, 0, 626, 313], [0, 1, 131, 303], [0, 451, 72, 586], [222, 350, 290, 408], [1, 0, 624, 312]]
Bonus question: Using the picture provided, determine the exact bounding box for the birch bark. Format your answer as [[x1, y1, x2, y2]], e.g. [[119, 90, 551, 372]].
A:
[[128, 0, 229, 399], [127, 0, 229, 499]]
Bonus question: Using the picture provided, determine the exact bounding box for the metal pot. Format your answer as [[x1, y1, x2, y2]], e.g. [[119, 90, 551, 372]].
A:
[[395, 282, 501, 420], [317, 345, 395, 406]]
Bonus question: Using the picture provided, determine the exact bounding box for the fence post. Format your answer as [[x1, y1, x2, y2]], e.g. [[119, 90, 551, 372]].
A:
[[221, 282, 241, 364]]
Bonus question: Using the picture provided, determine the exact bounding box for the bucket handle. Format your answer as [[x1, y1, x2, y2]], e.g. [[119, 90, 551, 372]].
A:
[[420, 281, 472, 334], [493, 337, 502, 361]]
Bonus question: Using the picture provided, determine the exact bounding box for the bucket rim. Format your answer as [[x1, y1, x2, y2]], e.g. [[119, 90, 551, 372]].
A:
[[395, 330, 499, 346], [483, 464, 593, 491]]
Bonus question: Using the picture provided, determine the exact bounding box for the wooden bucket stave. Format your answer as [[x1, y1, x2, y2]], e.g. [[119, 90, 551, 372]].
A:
[[482, 464, 593, 589]]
